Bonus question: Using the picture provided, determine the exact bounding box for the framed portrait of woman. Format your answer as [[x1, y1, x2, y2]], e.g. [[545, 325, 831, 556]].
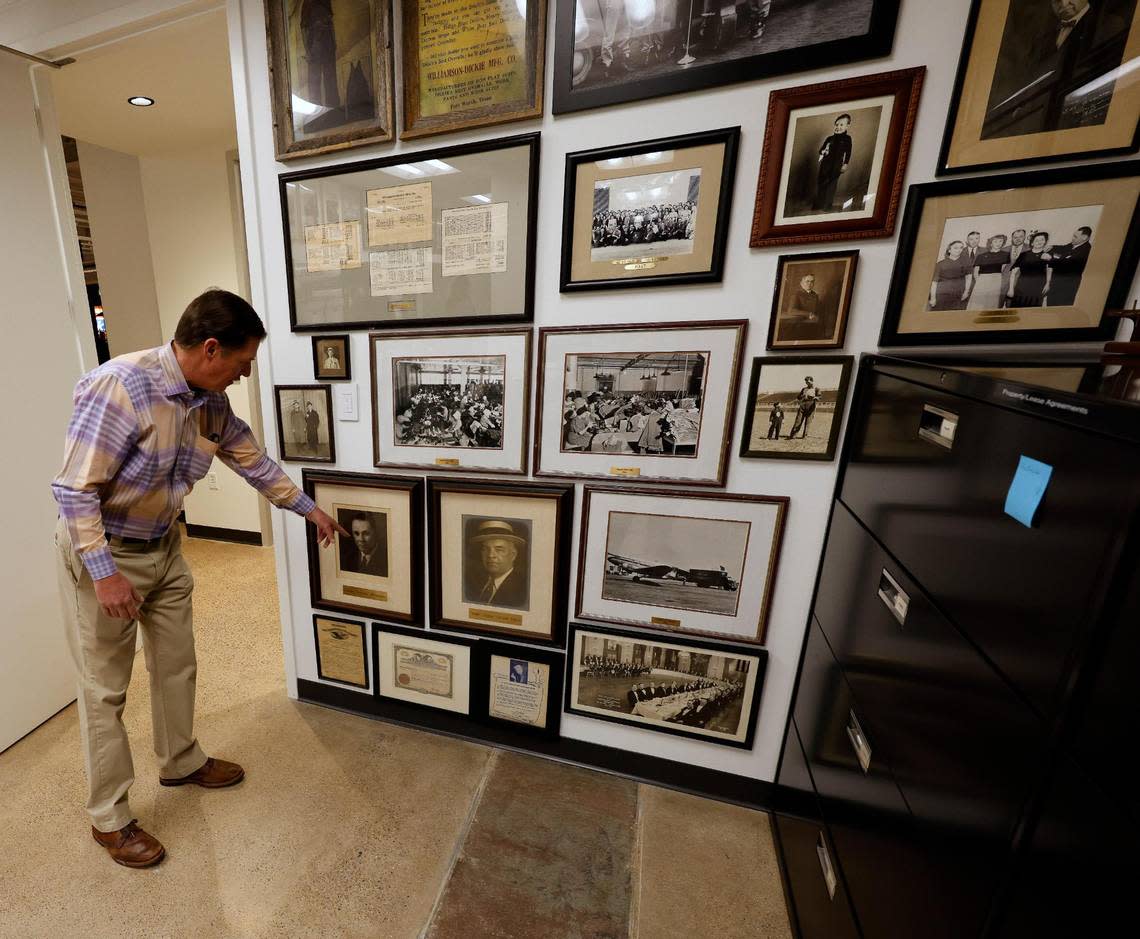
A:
[[879, 161, 1140, 346], [939, 0, 1140, 175], [750, 68, 924, 248]]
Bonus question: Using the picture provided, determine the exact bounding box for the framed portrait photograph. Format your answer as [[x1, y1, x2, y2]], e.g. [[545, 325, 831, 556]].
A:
[[373, 623, 473, 714], [280, 132, 539, 332], [313, 614, 369, 689], [427, 477, 575, 645], [303, 469, 424, 624], [275, 384, 336, 462], [577, 487, 788, 644], [550, 0, 902, 115], [534, 321, 746, 486], [312, 334, 351, 380], [560, 127, 740, 292], [370, 327, 531, 474], [265, 0, 395, 160], [750, 67, 924, 248], [565, 623, 767, 749], [939, 0, 1140, 175], [475, 640, 564, 736], [400, 0, 547, 139], [739, 355, 853, 460], [879, 161, 1140, 346], [767, 250, 858, 349]]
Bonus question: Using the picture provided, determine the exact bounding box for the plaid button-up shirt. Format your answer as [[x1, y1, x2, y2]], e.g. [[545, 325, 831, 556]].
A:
[[51, 343, 315, 580]]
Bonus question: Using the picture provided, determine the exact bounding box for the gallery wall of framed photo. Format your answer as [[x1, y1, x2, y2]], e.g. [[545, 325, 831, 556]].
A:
[[223, 0, 1140, 793]]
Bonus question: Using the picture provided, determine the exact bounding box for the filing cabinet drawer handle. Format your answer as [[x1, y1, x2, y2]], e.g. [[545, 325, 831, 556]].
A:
[[918, 403, 958, 449], [845, 709, 873, 775], [877, 569, 910, 626], [816, 832, 838, 901]]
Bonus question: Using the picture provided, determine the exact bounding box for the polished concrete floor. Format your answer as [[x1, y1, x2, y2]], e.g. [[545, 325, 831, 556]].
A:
[[0, 532, 792, 939]]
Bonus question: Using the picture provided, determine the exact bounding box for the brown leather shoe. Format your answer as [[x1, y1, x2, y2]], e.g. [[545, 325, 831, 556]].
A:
[[92, 820, 165, 868], [159, 756, 245, 789]]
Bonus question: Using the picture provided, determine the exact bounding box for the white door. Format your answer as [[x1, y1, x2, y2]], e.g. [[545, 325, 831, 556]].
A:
[[0, 52, 95, 751]]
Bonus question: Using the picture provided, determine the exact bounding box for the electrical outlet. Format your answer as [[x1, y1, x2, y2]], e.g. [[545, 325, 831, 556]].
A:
[[207, 472, 219, 490]]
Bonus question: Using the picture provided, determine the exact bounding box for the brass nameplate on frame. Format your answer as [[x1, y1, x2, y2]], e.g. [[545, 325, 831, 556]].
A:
[[345, 585, 390, 602], [470, 607, 524, 627]]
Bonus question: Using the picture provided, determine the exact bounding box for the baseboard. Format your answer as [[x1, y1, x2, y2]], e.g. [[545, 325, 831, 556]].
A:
[[297, 677, 776, 812], [184, 523, 263, 546]]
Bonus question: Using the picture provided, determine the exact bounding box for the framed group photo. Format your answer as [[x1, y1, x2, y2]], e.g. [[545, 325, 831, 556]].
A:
[[370, 327, 531, 474], [565, 622, 767, 749], [939, 0, 1140, 175], [750, 67, 924, 247], [303, 469, 424, 624], [879, 161, 1140, 346], [534, 320, 747, 486], [560, 127, 740, 292], [427, 477, 575, 645], [373, 622, 473, 715], [577, 486, 788, 643], [275, 384, 336, 462], [767, 250, 858, 349], [739, 355, 853, 460]]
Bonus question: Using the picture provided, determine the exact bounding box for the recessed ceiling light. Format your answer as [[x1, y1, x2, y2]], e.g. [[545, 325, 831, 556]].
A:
[[127, 96, 155, 107]]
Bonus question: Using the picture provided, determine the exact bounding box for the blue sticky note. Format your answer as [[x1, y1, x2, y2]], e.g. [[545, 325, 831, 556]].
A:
[[1004, 456, 1053, 528]]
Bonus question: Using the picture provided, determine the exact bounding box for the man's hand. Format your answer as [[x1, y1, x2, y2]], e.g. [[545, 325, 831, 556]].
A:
[[307, 507, 349, 548], [94, 571, 145, 620]]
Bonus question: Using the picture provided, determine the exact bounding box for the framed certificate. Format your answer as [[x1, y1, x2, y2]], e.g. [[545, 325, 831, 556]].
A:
[[475, 640, 564, 737], [313, 615, 369, 689], [374, 623, 473, 714]]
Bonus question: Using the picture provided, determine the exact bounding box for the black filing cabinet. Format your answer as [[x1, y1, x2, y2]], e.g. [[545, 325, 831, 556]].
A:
[[774, 356, 1140, 939]]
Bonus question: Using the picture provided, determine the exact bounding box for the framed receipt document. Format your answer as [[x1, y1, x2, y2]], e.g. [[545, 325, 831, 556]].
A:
[[374, 625, 473, 715]]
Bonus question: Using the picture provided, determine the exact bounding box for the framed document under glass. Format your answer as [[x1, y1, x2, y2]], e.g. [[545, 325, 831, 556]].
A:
[[427, 477, 574, 646], [280, 132, 539, 331], [475, 640, 564, 737], [373, 623, 473, 714], [265, 0, 395, 160], [313, 615, 369, 689], [560, 127, 739, 292], [370, 327, 531, 474], [400, 0, 547, 139], [303, 469, 424, 624]]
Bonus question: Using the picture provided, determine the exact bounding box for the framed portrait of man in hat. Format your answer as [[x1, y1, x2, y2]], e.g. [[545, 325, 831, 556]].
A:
[[428, 477, 575, 645]]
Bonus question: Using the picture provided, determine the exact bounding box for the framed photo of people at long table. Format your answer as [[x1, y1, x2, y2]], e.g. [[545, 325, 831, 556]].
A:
[[560, 127, 739, 292], [427, 477, 575, 645], [550, 0, 902, 115], [577, 487, 788, 644], [303, 469, 424, 624], [534, 321, 746, 486], [280, 133, 539, 332], [750, 67, 924, 247], [370, 327, 531, 474], [879, 160, 1140, 346], [565, 622, 767, 749], [938, 0, 1140, 175], [400, 0, 547, 139], [265, 0, 395, 160]]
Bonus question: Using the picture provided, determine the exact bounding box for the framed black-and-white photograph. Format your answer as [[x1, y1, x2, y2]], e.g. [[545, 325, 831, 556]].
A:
[[939, 0, 1140, 175], [428, 477, 574, 645], [313, 614, 369, 689], [474, 640, 564, 737], [535, 321, 746, 486], [739, 356, 853, 460], [768, 251, 858, 349], [560, 128, 739, 291], [750, 68, 924, 247], [880, 161, 1140, 346], [565, 622, 767, 749], [373, 622, 473, 715], [313, 335, 351, 380], [370, 328, 531, 473], [275, 384, 336, 462], [304, 469, 424, 624], [265, 0, 395, 161], [577, 487, 787, 643], [551, 0, 902, 115]]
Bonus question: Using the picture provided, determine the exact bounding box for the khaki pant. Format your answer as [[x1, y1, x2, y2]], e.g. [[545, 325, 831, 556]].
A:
[[55, 517, 207, 832]]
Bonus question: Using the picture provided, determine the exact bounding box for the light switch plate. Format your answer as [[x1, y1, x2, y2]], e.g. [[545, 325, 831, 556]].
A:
[[336, 383, 359, 421]]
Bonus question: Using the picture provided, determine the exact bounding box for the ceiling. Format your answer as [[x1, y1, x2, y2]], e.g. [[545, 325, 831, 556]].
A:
[[50, 7, 237, 158]]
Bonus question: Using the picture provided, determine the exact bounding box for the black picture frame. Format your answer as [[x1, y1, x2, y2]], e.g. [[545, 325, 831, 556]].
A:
[[559, 127, 740, 292], [564, 621, 767, 750], [371, 621, 476, 715], [766, 250, 859, 350], [550, 0, 902, 115], [738, 355, 854, 461], [879, 161, 1140, 347], [426, 476, 575, 647], [312, 614, 369, 690], [312, 334, 351, 381], [473, 639, 565, 738], [274, 383, 336, 463]]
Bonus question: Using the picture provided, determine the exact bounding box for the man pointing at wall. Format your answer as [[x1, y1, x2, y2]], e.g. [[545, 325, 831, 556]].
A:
[[51, 289, 346, 868]]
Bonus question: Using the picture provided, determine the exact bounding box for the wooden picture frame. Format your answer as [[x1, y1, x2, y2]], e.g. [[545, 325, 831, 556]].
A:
[[400, 0, 547, 140], [275, 384, 336, 463], [265, 0, 395, 161], [312, 334, 351, 380], [767, 251, 858, 350], [750, 67, 924, 248], [559, 127, 740, 292], [474, 639, 564, 737], [313, 614, 369, 689], [303, 469, 425, 625], [373, 622, 474, 715]]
